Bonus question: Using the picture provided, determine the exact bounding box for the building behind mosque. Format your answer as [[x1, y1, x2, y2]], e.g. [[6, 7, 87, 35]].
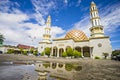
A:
[[38, 1, 112, 59]]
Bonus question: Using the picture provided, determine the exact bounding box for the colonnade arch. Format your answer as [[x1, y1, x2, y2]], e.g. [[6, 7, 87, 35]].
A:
[[59, 48, 64, 57], [83, 46, 90, 57], [51, 46, 91, 58], [53, 46, 57, 57], [74, 46, 81, 52]]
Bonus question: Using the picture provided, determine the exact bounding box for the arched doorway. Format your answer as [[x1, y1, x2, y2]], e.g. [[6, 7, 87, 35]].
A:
[[83, 46, 90, 57], [66, 46, 71, 52], [75, 46, 81, 52], [59, 48, 64, 57], [53, 47, 57, 57]]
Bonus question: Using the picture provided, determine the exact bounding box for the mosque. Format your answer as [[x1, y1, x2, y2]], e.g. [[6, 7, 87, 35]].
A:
[[38, 1, 112, 59]]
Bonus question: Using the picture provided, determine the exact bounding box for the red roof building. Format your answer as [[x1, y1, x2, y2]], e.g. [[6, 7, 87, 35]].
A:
[[17, 44, 34, 49]]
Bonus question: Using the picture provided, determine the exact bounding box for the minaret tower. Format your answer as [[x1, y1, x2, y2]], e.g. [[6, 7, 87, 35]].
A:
[[90, 1, 104, 38], [43, 15, 51, 43]]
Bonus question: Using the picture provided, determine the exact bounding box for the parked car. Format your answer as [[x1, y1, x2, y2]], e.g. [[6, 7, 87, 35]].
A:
[[0, 51, 3, 54], [116, 55, 120, 61], [111, 50, 120, 61], [111, 54, 120, 61]]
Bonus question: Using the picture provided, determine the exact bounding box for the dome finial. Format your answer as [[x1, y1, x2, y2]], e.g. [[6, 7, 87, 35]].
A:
[[91, 1, 95, 4]]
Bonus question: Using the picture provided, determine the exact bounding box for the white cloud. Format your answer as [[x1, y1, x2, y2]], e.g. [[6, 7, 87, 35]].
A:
[[72, 16, 90, 37], [64, 0, 68, 4], [31, 0, 56, 25], [72, 2, 120, 38], [0, 0, 66, 47], [51, 26, 66, 38], [76, 0, 82, 7], [0, 12, 65, 47], [100, 4, 120, 34]]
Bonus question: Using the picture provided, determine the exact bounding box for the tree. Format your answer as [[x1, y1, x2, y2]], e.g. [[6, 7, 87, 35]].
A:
[[62, 52, 67, 57], [20, 48, 23, 54], [66, 48, 73, 58], [23, 50, 27, 55], [30, 48, 34, 54], [41, 51, 44, 56], [33, 50, 38, 56], [112, 50, 120, 56], [103, 52, 109, 59], [0, 33, 5, 47], [73, 50, 82, 58], [45, 47, 51, 57], [7, 49, 14, 54]]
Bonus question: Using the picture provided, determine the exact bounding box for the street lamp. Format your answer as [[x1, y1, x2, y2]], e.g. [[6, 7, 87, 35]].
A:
[[28, 36, 36, 55]]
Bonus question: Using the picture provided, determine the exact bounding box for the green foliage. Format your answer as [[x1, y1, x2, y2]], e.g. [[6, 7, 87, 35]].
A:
[[112, 50, 120, 56], [62, 52, 67, 57], [33, 50, 38, 56], [30, 48, 34, 54], [43, 63, 50, 68], [66, 48, 73, 58], [95, 56, 100, 59], [73, 50, 82, 58], [0, 33, 5, 46], [41, 51, 44, 56], [103, 52, 109, 59], [65, 63, 74, 71], [74, 66, 82, 71], [23, 50, 27, 55], [20, 48, 23, 54], [7, 49, 14, 54], [45, 47, 51, 57]]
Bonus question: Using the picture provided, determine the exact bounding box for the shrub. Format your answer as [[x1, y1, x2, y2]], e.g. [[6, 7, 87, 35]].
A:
[[62, 52, 67, 57], [95, 56, 100, 59], [23, 50, 27, 55], [66, 48, 73, 58], [103, 52, 109, 59], [30, 48, 34, 54], [7, 49, 14, 54], [20, 48, 23, 54], [73, 50, 82, 58], [33, 50, 38, 56], [41, 51, 44, 56], [45, 47, 51, 57]]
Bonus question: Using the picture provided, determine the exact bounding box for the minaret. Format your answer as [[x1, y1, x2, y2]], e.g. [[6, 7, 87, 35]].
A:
[[43, 15, 51, 43], [90, 1, 104, 38]]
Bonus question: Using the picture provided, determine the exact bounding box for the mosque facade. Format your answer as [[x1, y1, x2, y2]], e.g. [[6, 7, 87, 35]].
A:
[[38, 2, 112, 59]]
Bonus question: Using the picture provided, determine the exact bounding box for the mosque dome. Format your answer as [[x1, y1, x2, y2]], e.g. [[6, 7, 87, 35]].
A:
[[65, 30, 88, 41]]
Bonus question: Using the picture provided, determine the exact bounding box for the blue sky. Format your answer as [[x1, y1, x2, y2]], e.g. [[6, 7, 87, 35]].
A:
[[0, 0, 120, 50]]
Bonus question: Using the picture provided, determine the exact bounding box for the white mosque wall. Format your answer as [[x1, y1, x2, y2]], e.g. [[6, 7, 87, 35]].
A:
[[74, 41, 90, 48], [52, 39, 74, 49], [89, 37, 112, 59]]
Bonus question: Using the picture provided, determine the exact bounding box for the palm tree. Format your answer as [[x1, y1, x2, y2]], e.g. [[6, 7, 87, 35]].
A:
[[0, 33, 5, 46]]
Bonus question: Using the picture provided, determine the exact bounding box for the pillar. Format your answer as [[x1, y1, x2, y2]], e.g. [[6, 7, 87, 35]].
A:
[[57, 48, 59, 57], [81, 47, 84, 57]]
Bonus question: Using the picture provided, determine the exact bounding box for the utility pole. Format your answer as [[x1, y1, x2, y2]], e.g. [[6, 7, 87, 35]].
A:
[[28, 36, 36, 55]]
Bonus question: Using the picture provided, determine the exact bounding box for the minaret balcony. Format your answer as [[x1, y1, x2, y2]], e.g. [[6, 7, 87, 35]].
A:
[[89, 26, 103, 31], [90, 17, 100, 21], [43, 34, 51, 38], [90, 9, 98, 12]]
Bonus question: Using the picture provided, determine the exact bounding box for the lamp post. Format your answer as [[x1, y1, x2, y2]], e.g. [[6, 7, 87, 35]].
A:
[[28, 36, 36, 55]]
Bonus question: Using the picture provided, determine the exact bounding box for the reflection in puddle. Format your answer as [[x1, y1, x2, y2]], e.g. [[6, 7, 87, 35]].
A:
[[35, 62, 82, 80], [0, 61, 82, 80]]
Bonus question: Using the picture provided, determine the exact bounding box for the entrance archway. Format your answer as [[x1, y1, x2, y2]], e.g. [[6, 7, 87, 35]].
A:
[[83, 47, 90, 57], [53, 47, 57, 57], [59, 48, 64, 57], [75, 46, 81, 52]]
